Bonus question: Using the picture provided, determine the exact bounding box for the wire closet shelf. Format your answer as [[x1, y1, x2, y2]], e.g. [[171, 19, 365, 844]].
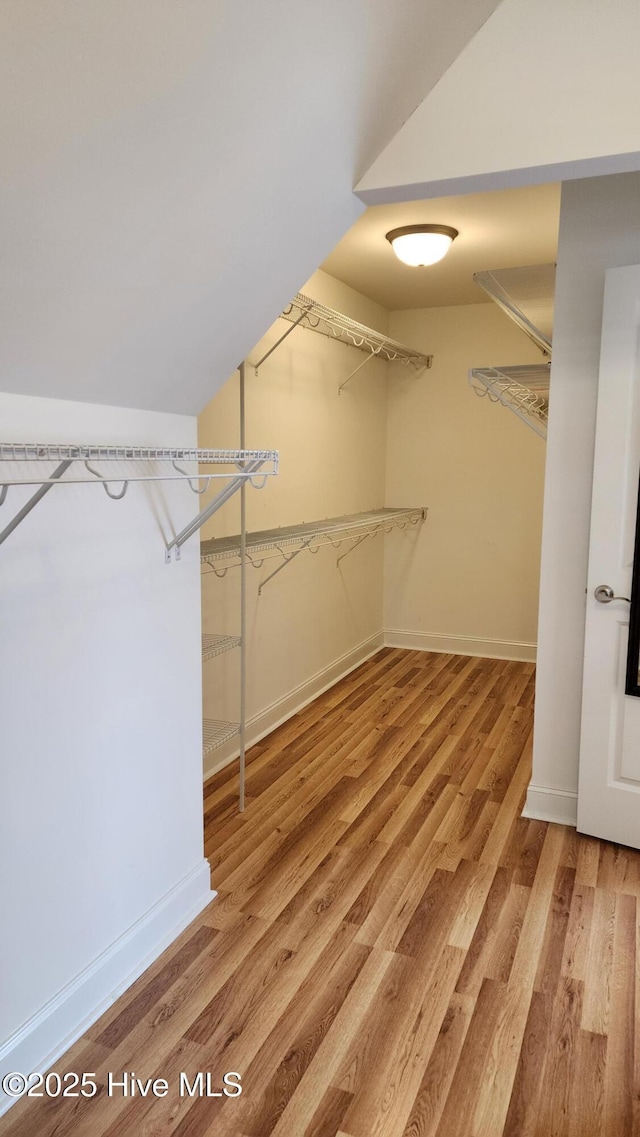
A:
[[203, 719, 241, 757], [253, 292, 433, 390], [473, 265, 555, 357], [0, 443, 279, 556], [0, 444, 278, 485], [469, 366, 549, 440], [202, 633, 242, 662], [201, 506, 427, 593]]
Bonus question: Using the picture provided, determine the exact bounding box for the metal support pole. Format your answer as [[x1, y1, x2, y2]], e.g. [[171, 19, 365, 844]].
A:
[[239, 361, 247, 813], [0, 459, 73, 548]]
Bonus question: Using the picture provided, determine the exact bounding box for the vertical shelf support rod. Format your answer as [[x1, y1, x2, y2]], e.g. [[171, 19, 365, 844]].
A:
[[239, 361, 247, 813]]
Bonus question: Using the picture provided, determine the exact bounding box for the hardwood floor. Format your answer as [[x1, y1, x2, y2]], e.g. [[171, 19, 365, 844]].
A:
[[4, 648, 640, 1137]]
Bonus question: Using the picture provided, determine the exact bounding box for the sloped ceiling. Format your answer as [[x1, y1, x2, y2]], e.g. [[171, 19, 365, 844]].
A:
[[0, 0, 502, 415], [357, 0, 640, 204]]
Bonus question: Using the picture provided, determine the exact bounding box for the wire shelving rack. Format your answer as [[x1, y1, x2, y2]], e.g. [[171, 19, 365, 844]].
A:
[[470, 264, 555, 439], [469, 366, 550, 439], [201, 506, 427, 593], [0, 429, 280, 815], [252, 292, 433, 391], [202, 633, 242, 662], [0, 443, 278, 558], [203, 719, 241, 757]]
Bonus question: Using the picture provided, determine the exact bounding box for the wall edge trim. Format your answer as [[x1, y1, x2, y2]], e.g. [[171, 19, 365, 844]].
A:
[[384, 629, 537, 662], [203, 630, 385, 781], [522, 783, 578, 827], [0, 860, 214, 1116]]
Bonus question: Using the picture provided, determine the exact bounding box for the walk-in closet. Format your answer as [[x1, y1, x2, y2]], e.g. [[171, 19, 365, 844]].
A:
[[197, 182, 558, 811]]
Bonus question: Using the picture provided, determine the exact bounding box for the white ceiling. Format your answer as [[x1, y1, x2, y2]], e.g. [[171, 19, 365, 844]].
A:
[[358, 0, 640, 205], [0, 0, 502, 414], [321, 183, 560, 310]]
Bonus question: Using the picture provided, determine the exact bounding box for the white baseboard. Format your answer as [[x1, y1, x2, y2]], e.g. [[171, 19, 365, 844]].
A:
[[0, 860, 214, 1117], [384, 629, 537, 663], [522, 784, 578, 826], [203, 630, 385, 781]]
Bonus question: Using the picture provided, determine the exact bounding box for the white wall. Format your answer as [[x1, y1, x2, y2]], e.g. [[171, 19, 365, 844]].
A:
[[197, 271, 389, 775], [0, 0, 500, 415], [526, 172, 640, 826], [384, 304, 546, 659], [358, 0, 640, 204], [0, 394, 211, 1105]]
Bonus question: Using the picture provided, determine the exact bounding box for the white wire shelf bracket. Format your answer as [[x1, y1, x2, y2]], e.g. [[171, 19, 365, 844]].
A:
[[473, 265, 555, 357], [469, 367, 549, 440], [202, 633, 242, 661], [201, 506, 427, 593], [0, 443, 278, 556], [203, 718, 240, 756], [252, 292, 433, 391]]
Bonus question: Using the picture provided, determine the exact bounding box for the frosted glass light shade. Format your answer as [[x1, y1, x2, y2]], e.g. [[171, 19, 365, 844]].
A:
[[386, 224, 458, 267]]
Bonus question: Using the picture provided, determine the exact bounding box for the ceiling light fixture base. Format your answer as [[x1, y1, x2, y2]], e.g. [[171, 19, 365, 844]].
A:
[[386, 224, 459, 267]]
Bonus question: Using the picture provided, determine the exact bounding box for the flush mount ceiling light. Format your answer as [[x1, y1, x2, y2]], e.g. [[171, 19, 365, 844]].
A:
[[385, 224, 459, 267]]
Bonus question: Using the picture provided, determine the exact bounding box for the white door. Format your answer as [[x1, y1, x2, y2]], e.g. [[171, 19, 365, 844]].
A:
[[578, 264, 640, 848]]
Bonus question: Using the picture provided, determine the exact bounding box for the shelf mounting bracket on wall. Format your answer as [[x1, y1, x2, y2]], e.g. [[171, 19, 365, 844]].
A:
[[165, 458, 268, 563], [257, 536, 315, 594], [253, 299, 315, 375], [338, 345, 383, 394], [0, 458, 73, 549], [336, 530, 372, 567]]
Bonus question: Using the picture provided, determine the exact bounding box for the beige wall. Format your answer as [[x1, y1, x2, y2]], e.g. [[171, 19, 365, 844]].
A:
[[198, 275, 549, 778], [384, 303, 546, 658], [197, 270, 389, 775]]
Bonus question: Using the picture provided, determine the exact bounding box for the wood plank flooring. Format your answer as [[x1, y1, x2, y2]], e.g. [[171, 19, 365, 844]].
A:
[[4, 648, 640, 1137]]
